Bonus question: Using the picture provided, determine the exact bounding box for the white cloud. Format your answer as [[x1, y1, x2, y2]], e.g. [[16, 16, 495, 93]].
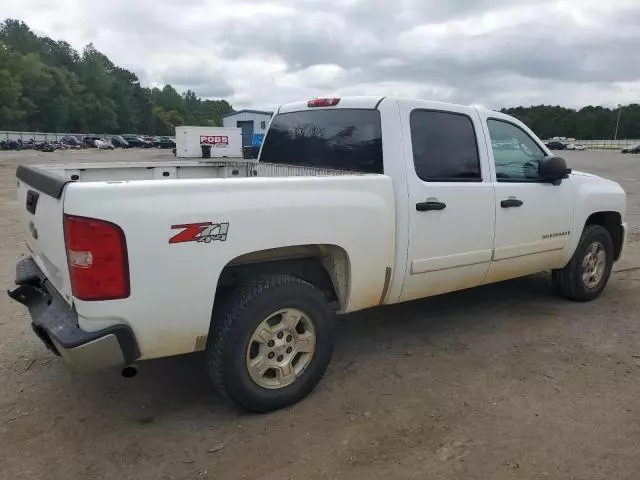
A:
[[2, 0, 640, 109]]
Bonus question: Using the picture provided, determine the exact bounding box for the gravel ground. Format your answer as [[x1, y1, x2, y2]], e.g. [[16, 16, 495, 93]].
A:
[[1, 149, 640, 480]]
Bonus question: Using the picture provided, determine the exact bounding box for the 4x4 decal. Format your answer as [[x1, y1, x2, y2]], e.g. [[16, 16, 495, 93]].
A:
[[169, 222, 229, 244]]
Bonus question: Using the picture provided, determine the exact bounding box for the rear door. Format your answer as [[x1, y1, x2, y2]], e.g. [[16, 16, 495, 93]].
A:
[[398, 100, 496, 302]]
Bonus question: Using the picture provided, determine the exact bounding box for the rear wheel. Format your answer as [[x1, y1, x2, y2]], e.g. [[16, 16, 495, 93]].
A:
[[552, 225, 614, 301], [206, 274, 335, 412]]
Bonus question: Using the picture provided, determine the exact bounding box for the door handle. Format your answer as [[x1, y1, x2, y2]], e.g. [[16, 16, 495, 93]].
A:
[[501, 198, 523, 208], [416, 201, 446, 211]]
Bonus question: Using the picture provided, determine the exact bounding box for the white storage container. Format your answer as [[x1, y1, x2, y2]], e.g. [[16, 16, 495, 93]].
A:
[[175, 126, 243, 159]]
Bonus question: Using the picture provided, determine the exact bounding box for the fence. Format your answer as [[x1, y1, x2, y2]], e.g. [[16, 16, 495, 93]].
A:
[[545, 138, 640, 150], [0, 131, 122, 142], [573, 139, 640, 150]]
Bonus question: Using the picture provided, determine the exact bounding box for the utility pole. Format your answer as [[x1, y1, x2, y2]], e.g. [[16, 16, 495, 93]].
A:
[[614, 104, 622, 140]]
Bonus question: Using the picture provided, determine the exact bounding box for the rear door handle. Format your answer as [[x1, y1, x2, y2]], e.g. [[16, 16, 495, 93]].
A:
[[416, 201, 446, 211], [501, 198, 523, 208]]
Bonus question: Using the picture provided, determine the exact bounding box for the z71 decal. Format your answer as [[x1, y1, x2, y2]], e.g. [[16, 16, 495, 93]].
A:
[[169, 222, 229, 244]]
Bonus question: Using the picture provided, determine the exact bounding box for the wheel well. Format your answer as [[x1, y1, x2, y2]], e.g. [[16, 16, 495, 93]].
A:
[[214, 245, 350, 312], [585, 211, 623, 260]]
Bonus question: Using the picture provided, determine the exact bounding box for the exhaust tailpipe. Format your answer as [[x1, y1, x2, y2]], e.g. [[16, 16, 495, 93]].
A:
[[121, 365, 138, 378]]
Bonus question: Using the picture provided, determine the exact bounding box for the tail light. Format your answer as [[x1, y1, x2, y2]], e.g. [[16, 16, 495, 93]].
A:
[[64, 215, 130, 301], [308, 98, 340, 108]]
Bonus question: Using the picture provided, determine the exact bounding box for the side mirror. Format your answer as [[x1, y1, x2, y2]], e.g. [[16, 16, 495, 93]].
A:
[[539, 155, 571, 184]]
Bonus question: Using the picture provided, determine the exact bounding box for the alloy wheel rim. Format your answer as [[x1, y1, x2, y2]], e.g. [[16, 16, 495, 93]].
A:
[[245, 308, 316, 389], [582, 241, 606, 289]]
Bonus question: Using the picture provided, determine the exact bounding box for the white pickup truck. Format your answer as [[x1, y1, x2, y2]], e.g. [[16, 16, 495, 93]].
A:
[[9, 97, 627, 412]]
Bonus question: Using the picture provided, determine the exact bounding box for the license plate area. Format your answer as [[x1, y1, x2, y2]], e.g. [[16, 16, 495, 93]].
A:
[[8, 283, 48, 307]]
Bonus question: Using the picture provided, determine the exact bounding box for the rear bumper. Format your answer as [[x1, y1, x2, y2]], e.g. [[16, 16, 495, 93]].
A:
[[8, 257, 139, 372]]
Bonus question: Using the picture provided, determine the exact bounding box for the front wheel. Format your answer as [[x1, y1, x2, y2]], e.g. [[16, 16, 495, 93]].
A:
[[206, 274, 335, 412], [553, 225, 614, 301]]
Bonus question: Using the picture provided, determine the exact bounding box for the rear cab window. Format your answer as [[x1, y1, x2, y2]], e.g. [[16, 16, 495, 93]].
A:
[[259, 109, 383, 173]]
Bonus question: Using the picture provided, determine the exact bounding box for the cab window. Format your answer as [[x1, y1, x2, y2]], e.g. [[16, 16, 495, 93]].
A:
[[410, 110, 481, 182], [260, 109, 383, 173], [487, 119, 546, 181]]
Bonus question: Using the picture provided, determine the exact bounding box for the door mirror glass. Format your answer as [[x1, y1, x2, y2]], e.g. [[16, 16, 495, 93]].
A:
[[539, 155, 571, 183]]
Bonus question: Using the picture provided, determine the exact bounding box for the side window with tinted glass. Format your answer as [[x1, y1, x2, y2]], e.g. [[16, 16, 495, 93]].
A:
[[410, 110, 481, 182], [487, 119, 546, 181]]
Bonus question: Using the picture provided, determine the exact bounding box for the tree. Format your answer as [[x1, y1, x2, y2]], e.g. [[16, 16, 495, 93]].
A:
[[0, 19, 236, 135], [0, 69, 25, 129], [501, 104, 640, 140]]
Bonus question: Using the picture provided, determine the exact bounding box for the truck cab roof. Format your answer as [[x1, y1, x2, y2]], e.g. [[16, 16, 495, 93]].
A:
[[277, 96, 490, 115]]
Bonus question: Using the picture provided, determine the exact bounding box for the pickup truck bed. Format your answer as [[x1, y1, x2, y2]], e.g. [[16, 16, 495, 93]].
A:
[[18, 159, 357, 191], [13, 156, 395, 370]]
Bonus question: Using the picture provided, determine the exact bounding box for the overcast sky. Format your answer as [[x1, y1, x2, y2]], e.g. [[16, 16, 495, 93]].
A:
[[3, 0, 640, 110]]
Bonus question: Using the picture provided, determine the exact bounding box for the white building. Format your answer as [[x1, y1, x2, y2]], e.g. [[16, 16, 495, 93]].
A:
[[222, 110, 273, 148]]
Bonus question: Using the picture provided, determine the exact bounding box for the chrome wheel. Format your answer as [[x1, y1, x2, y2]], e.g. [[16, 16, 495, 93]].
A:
[[245, 308, 316, 389], [582, 241, 606, 288]]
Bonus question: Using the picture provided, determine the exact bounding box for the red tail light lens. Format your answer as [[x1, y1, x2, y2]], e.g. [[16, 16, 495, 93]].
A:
[[308, 98, 340, 108], [64, 215, 130, 301]]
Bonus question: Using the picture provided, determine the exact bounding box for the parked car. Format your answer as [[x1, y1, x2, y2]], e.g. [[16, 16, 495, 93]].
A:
[[94, 139, 115, 150], [2, 139, 24, 150], [111, 136, 130, 148], [141, 136, 159, 147], [566, 144, 587, 151], [83, 136, 102, 148], [546, 141, 566, 150], [157, 136, 176, 149], [621, 144, 640, 154], [39, 142, 57, 153], [61, 136, 83, 149], [10, 96, 627, 413], [122, 135, 152, 148]]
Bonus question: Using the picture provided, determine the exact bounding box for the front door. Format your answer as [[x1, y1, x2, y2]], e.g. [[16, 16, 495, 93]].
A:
[[399, 102, 496, 302], [237, 121, 254, 147], [478, 112, 573, 284]]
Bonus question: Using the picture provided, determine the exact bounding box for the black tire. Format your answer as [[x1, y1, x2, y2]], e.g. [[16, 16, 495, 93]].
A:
[[206, 274, 335, 413], [552, 225, 614, 301]]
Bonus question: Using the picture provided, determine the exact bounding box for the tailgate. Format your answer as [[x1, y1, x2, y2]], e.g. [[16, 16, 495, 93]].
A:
[[16, 165, 72, 303]]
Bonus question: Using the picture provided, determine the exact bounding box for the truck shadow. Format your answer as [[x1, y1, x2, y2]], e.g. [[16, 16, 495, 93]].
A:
[[72, 273, 560, 421], [338, 272, 557, 346]]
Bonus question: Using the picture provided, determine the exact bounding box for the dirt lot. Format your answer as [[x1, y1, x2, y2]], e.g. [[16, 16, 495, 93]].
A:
[[1, 149, 640, 480]]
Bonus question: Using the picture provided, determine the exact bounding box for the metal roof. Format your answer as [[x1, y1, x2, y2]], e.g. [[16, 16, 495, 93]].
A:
[[223, 109, 274, 118]]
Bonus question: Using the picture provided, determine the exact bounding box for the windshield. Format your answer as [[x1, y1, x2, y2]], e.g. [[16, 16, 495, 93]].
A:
[[259, 109, 383, 173]]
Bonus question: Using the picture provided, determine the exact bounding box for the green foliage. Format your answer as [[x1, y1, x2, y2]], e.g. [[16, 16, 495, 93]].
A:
[[0, 19, 234, 134], [0, 68, 25, 128], [501, 104, 640, 140]]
